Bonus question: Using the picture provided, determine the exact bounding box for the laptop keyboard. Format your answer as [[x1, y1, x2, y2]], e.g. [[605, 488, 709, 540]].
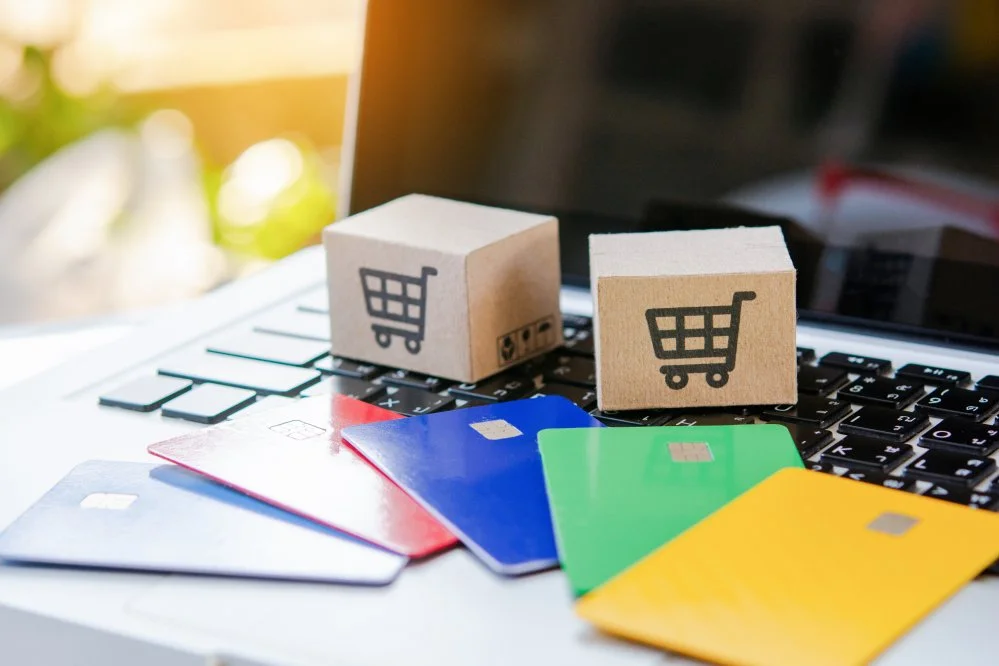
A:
[[98, 288, 999, 517]]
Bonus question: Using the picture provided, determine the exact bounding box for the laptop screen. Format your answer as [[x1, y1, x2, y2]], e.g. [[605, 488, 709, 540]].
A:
[[347, 0, 999, 349]]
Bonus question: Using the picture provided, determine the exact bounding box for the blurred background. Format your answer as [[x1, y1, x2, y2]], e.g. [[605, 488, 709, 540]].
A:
[[0, 0, 360, 327]]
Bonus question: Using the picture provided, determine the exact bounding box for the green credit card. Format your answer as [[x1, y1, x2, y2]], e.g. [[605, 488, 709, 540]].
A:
[[538, 424, 803, 596]]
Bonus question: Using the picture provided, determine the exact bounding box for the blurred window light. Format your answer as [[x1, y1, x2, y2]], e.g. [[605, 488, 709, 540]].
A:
[[219, 138, 304, 227]]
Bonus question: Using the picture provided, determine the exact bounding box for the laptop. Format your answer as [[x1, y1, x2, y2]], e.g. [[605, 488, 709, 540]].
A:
[[2, 1, 999, 664]]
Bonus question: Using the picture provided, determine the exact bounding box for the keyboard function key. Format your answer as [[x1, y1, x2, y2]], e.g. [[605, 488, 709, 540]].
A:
[[837, 406, 929, 442], [207, 332, 329, 367], [254, 309, 330, 342], [301, 375, 386, 401], [840, 469, 917, 492], [161, 384, 257, 424], [904, 449, 996, 488], [449, 374, 533, 402], [796, 347, 816, 364], [762, 397, 850, 428], [296, 291, 330, 315], [895, 363, 970, 387], [374, 386, 455, 416], [381, 369, 451, 392], [920, 419, 999, 456], [820, 436, 913, 473], [98, 376, 192, 412], [159, 354, 321, 397], [529, 384, 597, 411], [543, 355, 596, 387], [798, 365, 849, 396], [837, 376, 924, 409], [313, 356, 383, 379], [591, 409, 672, 427], [923, 485, 999, 510], [819, 352, 891, 375], [916, 387, 999, 422]]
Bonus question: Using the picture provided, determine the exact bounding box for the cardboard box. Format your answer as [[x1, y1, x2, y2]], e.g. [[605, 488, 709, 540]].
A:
[[590, 226, 796, 410], [324, 194, 562, 383]]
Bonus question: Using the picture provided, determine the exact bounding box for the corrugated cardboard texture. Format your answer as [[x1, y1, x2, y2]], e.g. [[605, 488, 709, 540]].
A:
[[591, 227, 796, 410], [467, 219, 562, 379], [324, 194, 561, 382]]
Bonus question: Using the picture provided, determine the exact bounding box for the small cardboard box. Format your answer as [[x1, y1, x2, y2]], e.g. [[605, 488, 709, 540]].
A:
[[590, 226, 796, 410], [323, 194, 562, 383]]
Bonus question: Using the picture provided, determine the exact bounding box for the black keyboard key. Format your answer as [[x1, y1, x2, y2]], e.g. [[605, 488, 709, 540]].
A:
[[796, 347, 816, 364], [837, 376, 924, 409], [762, 397, 850, 428], [530, 384, 597, 410], [159, 355, 321, 397], [313, 356, 383, 379], [543, 355, 596, 387], [806, 462, 836, 474], [207, 332, 329, 367], [591, 409, 672, 427], [561, 329, 594, 356], [453, 397, 491, 410], [840, 469, 917, 492], [99, 376, 193, 413], [254, 310, 330, 342], [916, 387, 999, 422], [977, 375, 999, 393], [904, 449, 996, 488], [449, 374, 533, 402], [920, 419, 999, 456], [923, 484, 999, 510], [798, 365, 849, 397], [300, 375, 386, 401], [837, 406, 929, 442], [296, 291, 330, 315], [820, 436, 913, 472], [819, 352, 891, 375], [161, 384, 257, 424], [381, 369, 452, 392], [666, 413, 755, 427], [561, 314, 592, 330], [896, 363, 970, 387], [777, 424, 834, 459], [373, 386, 455, 416]]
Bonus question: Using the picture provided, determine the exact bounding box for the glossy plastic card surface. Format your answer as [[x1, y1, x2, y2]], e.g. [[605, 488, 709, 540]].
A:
[[577, 468, 999, 666], [148, 394, 456, 557], [0, 461, 406, 585], [539, 424, 802, 595], [342, 396, 603, 575]]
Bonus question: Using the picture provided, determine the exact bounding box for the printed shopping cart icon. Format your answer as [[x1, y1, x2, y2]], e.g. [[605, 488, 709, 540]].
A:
[[644, 291, 756, 390], [359, 266, 438, 354]]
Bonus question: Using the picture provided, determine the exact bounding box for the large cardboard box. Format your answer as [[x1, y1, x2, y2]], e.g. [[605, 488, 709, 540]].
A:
[[324, 194, 562, 383], [590, 226, 796, 410]]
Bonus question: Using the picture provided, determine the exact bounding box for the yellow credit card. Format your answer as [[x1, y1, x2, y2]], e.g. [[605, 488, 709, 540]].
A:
[[576, 468, 999, 666]]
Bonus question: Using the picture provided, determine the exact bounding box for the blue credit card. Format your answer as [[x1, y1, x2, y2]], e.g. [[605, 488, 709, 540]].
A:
[[0, 461, 406, 585], [342, 396, 603, 575]]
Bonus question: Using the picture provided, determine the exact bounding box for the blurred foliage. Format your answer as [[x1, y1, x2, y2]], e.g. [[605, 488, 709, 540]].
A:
[[0, 45, 337, 263], [0, 46, 138, 191]]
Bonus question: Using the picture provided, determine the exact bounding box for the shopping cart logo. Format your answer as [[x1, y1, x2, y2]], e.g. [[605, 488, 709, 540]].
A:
[[359, 265, 438, 355], [644, 291, 756, 390]]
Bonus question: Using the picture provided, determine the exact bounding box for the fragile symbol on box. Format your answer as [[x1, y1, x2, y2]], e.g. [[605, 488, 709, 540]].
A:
[[645, 291, 756, 390], [359, 265, 438, 355], [496, 315, 556, 368]]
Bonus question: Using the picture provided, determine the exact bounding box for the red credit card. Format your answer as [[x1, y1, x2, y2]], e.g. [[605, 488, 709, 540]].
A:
[[148, 394, 457, 558]]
